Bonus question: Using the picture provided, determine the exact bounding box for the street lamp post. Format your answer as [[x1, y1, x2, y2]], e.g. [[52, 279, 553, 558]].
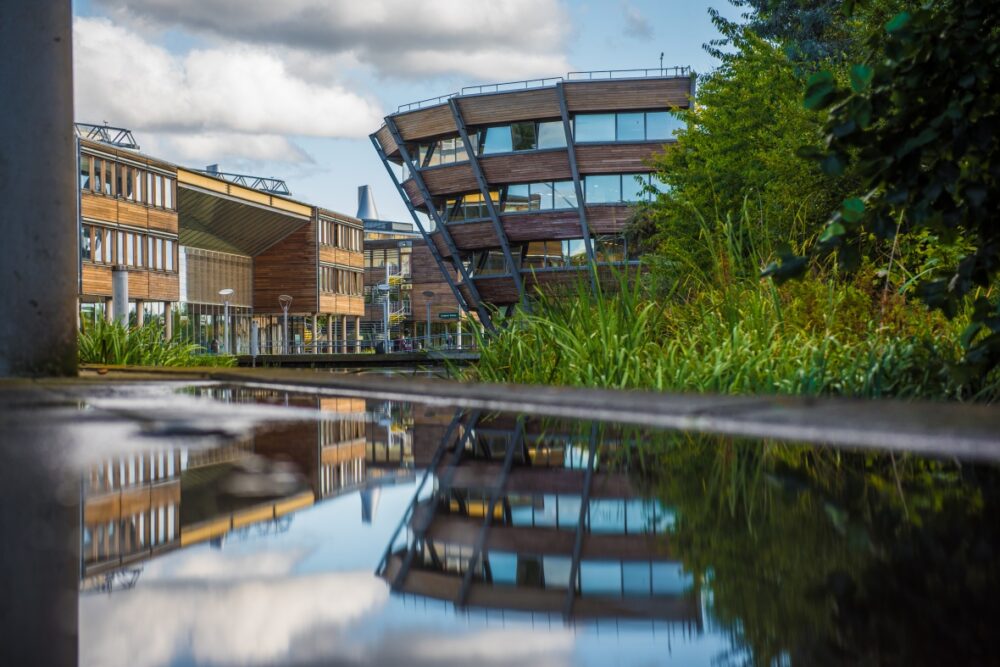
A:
[[279, 294, 293, 354], [422, 290, 435, 349], [218, 288, 234, 354]]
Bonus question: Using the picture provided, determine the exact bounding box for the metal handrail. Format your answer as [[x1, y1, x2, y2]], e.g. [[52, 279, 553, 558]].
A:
[[461, 76, 563, 95], [566, 66, 690, 80], [397, 93, 458, 113]]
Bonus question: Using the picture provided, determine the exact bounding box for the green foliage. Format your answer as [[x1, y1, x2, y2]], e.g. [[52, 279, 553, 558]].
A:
[[78, 318, 236, 367], [781, 0, 1000, 378]]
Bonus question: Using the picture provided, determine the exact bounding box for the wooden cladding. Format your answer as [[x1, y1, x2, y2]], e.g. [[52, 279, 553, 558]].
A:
[[402, 179, 424, 207], [502, 212, 583, 242], [82, 192, 179, 235], [80, 264, 179, 301], [446, 222, 498, 250], [480, 151, 572, 184], [253, 221, 318, 313], [574, 144, 660, 174], [375, 125, 399, 157], [472, 276, 520, 304], [319, 294, 364, 316], [412, 243, 456, 283], [564, 77, 692, 112], [430, 231, 451, 259], [411, 281, 463, 319], [181, 247, 252, 306], [391, 104, 457, 141], [319, 246, 364, 269], [421, 163, 479, 195], [458, 88, 561, 125]]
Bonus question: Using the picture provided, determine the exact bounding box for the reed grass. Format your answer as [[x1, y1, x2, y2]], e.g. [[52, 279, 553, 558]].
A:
[[78, 318, 236, 367]]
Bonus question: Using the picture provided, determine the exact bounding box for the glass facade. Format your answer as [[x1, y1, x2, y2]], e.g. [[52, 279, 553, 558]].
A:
[[477, 120, 566, 155], [584, 173, 670, 203], [575, 111, 683, 142], [79, 224, 176, 271], [79, 149, 176, 210]]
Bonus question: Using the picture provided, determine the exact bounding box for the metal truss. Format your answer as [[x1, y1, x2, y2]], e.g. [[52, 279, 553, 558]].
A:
[[556, 82, 597, 291], [73, 122, 140, 150], [378, 118, 497, 331], [448, 99, 527, 309], [195, 168, 291, 195]]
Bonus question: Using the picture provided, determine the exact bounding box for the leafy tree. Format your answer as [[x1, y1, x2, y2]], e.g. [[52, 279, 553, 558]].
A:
[[768, 0, 1000, 380]]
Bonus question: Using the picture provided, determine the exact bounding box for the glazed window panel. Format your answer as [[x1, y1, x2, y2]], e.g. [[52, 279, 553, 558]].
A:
[[81, 224, 92, 261], [79, 154, 92, 190], [646, 111, 683, 140], [593, 235, 626, 262], [116, 232, 124, 264], [530, 182, 555, 211], [103, 229, 112, 263], [616, 113, 645, 141], [563, 239, 588, 265], [147, 173, 154, 204], [584, 175, 621, 203], [154, 175, 162, 208], [135, 168, 143, 203], [510, 122, 537, 151], [165, 240, 174, 271], [574, 114, 615, 142], [155, 238, 163, 270], [622, 173, 647, 202], [503, 184, 531, 213], [480, 125, 513, 154], [554, 181, 578, 209], [125, 233, 134, 265], [536, 121, 567, 149], [105, 161, 114, 195], [92, 159, 103, 194], [164, 177, 174, 209]]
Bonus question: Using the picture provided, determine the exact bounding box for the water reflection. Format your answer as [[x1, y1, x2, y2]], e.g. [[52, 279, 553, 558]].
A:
[[75, 385, 1000, 666]]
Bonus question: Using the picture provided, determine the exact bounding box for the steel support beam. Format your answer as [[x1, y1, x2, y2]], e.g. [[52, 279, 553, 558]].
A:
[[456, 418, 524, 607], [556, 82, 598, 289], [563, 424, 599, 619], [448, 99, 528, 309], [377, 120, 496, 331]]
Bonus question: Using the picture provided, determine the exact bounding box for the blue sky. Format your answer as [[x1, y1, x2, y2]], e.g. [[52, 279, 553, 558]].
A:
[[72, 0, 742, 222]]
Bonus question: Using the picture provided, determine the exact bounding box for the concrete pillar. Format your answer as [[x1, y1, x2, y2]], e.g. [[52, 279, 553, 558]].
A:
[[355, 316, 362, 353], [311, 314, 318, 354], [135, 299, 144, 326], [457, 321, 463, 349], [327, 314, 334, 353], [112, 267, 129, 326], [164, 302, 173, 339], [104, 297, 113, 323], [0, 1, 77, 377], [342, 315, 348, 353]]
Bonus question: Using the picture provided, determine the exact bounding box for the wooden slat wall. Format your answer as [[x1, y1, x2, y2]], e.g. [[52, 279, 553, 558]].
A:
[[253, 221, 317, 313], [430, 231, 451, 258], [402, 179, 424, 207], [421, 164, 479, 195], [411, 242, 454, 283], [319, 294, 364, 316], [411, 281, 463, 320], [180, 248, 252, 306], [585, 205, 633, 233], [375, 125, 399, 157], [480, 151, 572, 184], [458, 88, 561, 125], [148, 209, 178, 234], [392, 105, 456, 141], [564, 77, 692, 112], [473, 276, 520, 304], [502, 212, 583, 242], [81, 193, 118, 222], [81, 264, 112, 296], [319, 246, 364, 269], [574, 144, 660, 174], [148, 271, 180, 301], [446, 222, 499, 249]]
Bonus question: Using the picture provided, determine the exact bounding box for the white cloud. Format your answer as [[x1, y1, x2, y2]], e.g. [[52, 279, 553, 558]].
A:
[[622, 2, 654, 41], [92, 0, 573, 80], [73, 16, 384, 162]]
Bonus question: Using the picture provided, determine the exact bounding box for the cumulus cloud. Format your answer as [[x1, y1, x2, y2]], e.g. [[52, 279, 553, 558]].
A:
[[622, 2, 654, 41], [73, 16, 384, 162], [92, 0, 572, 80]]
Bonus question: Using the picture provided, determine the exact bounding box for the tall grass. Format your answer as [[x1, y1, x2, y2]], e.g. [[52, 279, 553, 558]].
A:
[[79, 318, 236, 367], [470, 208, 999, 401]]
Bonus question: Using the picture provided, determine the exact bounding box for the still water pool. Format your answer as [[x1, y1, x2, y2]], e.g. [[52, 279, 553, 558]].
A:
[[75, 384, 1000, 666]]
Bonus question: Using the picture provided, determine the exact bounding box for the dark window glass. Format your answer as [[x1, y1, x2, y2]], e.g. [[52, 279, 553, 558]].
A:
[[622, 173, 647, 202], [116, 231, 124, 264], [536, 121, 566, 149], [554, 181, 578, 209], [104, 161, 113, 195], [81, 225, 92, 261], [135, 168, 143, 202], [562, 239, 588, 265], [594, 235, 625, 262], [511, 122, 537, 151], [574, 114, 615, 142], [79, 154, 91, 190], [165, 240, 174, 271], [585, 175, 621, 203], [617, 113, 645, 141], [651, 174, 671, 196], [126, 233, 134, 265], [480, 126, 512, 154], [93, 159, 103, 193]]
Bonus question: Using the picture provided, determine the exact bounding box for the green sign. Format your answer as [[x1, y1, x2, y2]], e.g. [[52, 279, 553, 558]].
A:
[[438, 312, 459, 320]]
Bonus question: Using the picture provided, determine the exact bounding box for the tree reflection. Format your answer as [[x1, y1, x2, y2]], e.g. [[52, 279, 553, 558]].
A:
[[633, 435, 1000, 666]]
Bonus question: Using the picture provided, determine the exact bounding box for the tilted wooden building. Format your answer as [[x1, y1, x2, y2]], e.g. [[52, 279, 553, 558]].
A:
[[371, 68, 695, 328]]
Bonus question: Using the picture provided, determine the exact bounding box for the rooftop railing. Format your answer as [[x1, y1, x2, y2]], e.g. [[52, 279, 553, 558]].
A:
[[74, 122, 140, 150], [461, 76, 564, 96], [194, 167, 291, 196], [567, 66, 691, 80], [393, 66, 692, 115]]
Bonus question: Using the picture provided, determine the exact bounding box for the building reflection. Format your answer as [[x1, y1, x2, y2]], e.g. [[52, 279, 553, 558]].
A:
[[80, 388, 415, 592], [379, 411, 703, 630]]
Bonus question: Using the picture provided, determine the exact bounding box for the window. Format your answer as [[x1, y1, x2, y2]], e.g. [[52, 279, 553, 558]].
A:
[[564, 239, 588, 265], [147, 173, 153, 205], [125, 233, 134, 265], [155, 238, 163, 270], [504, 184, 531, 213], [480, 126, 512, 154], [154, 175, 162, 208], [81, 224, 92, 261], [164, 177, 173, 209], [554, 181, 578, 209], [530, 182, 554, 210], [575, 114, 615, 142], [147, 237, 154, 268], [616, 113, 645, 141], [135, 234, 143, 267], [511, 122, 536, 151], [116, 231, 124, 264], [104, 161, 113, 195], [135, 168, 143, 203], [594, 235, 626, 262], [536, 121, 567, 149], [79, 154, 91, 190], [622, 173, 647, 202], [102, 229, 112, 263], [165, 240, 174, 271], [645, 111, 684, 140], [93, 158, 103, 194], [585, 175, 621, 203]]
